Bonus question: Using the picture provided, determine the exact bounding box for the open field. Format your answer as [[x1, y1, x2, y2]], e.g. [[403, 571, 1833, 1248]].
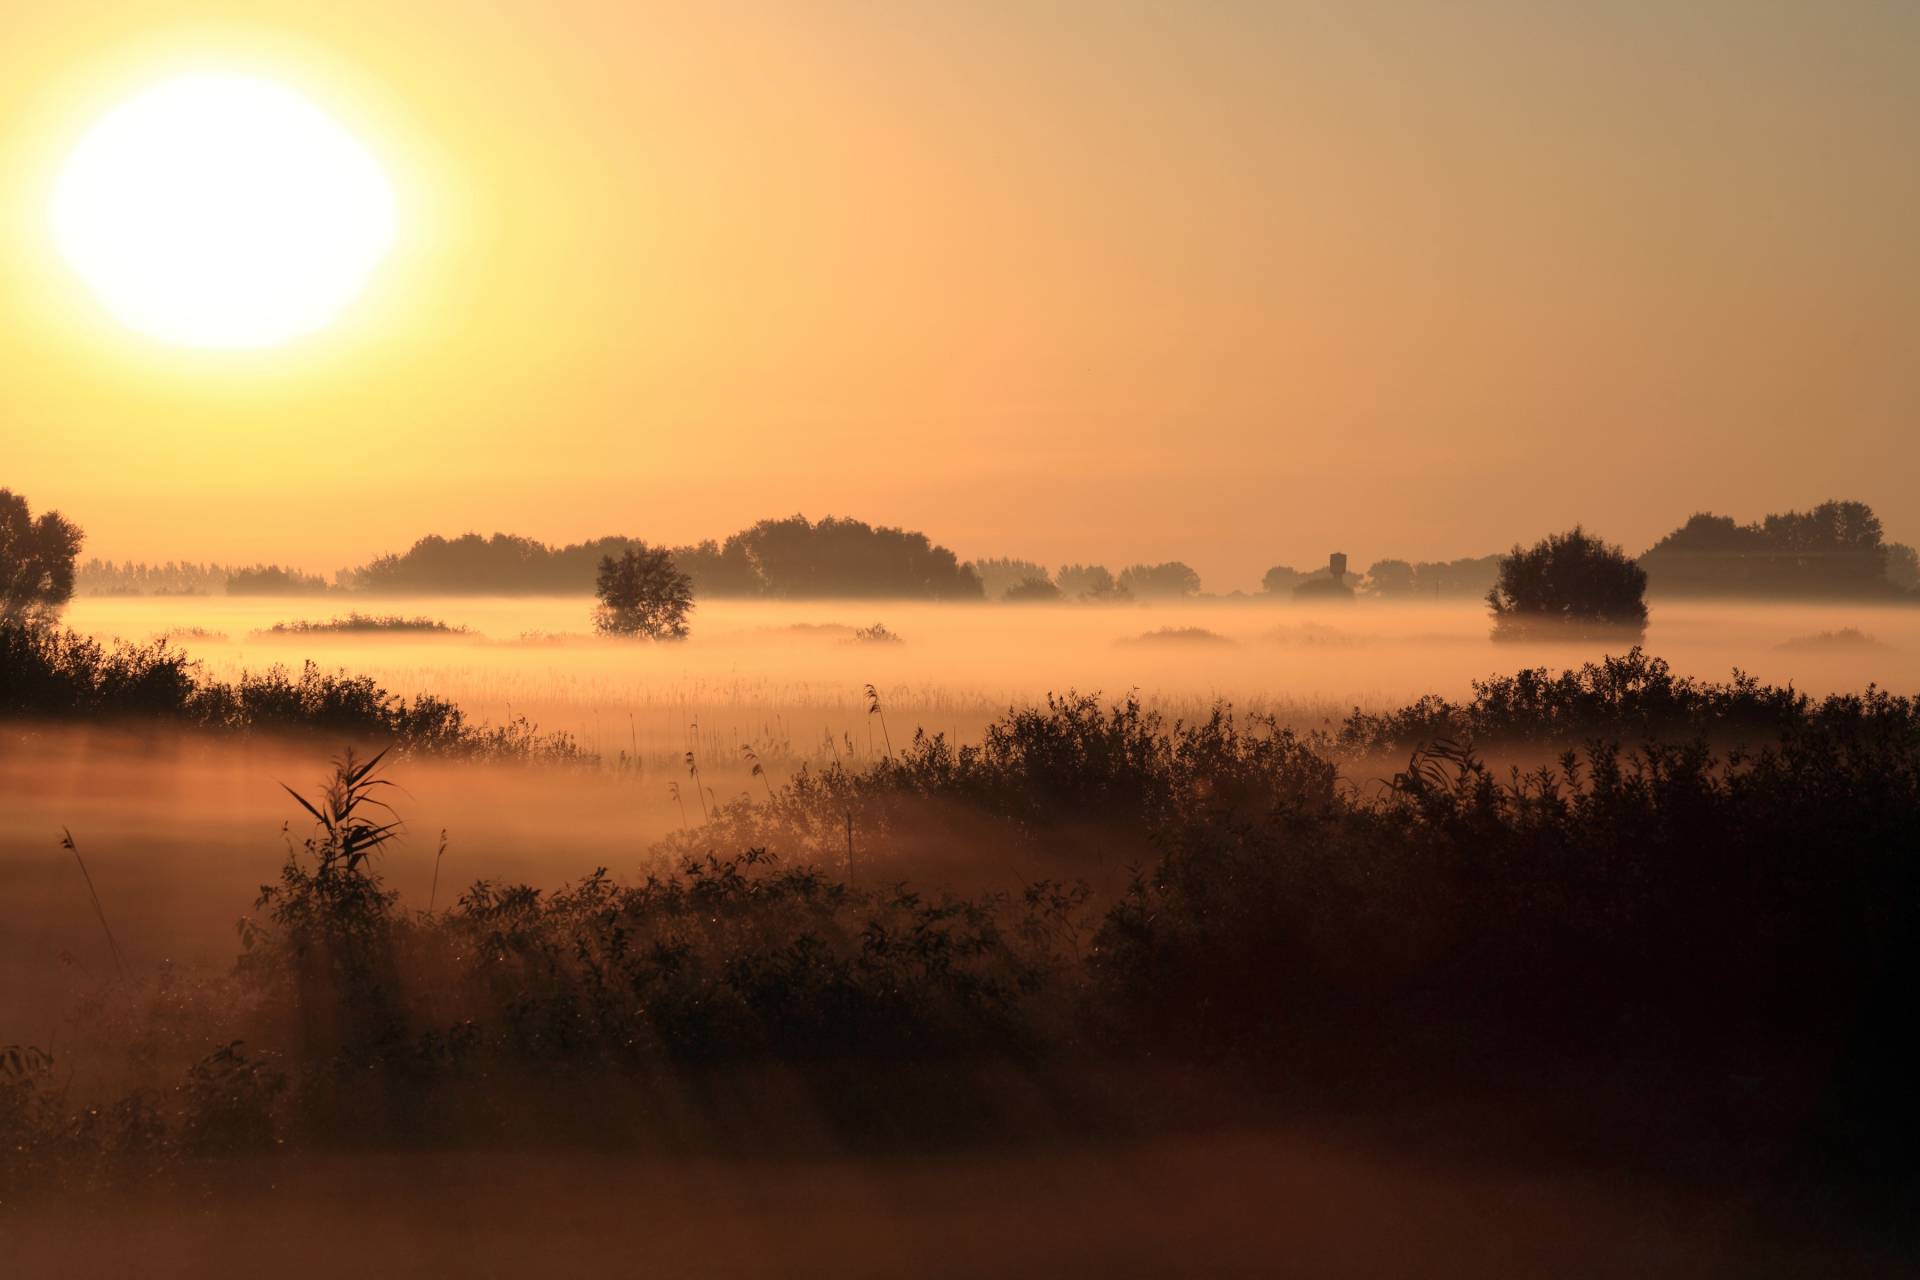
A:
[[7, 596, 1920, 1274], [11, 594, 1920, 1021]]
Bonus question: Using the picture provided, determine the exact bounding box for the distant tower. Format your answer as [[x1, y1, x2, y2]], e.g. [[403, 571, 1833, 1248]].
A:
[[1328, 552, 1348, 584]]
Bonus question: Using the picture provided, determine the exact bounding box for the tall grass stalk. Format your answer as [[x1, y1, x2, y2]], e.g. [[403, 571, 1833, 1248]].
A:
[[59, 828, 126, 983]]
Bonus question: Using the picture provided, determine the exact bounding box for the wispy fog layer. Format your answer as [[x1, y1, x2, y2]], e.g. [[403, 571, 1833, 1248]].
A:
[[8, 594, 1920, 1026]]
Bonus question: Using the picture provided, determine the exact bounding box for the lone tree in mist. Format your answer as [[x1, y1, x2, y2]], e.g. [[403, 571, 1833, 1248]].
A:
[[594, 544, 694, 639], [1487, 527, 1647, 641], [0, 488, 84, 629]]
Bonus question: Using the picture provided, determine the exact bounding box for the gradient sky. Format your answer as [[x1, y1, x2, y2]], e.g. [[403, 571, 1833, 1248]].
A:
[[3, 1, 1917, 590]]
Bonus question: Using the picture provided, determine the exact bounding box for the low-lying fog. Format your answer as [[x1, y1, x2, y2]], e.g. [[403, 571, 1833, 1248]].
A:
[[6, 593, 1918, 1027]]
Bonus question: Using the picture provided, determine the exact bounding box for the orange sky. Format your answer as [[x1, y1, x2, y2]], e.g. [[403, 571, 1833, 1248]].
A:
[[3, 1, 1917, 590]]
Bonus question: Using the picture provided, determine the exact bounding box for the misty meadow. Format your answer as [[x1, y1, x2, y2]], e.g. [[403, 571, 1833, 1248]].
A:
[[8, 3, 1920, 1275]]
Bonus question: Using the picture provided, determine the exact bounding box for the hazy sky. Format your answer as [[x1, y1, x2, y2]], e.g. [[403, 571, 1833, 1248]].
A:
[[3, 1, 1917, 589]]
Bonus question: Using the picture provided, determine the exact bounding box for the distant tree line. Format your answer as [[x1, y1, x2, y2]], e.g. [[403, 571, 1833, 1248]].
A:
[[1639, 499, 1914, 599], [962, 559, 1203, 602], [1260, 554, 1503, 601], [77, 559, 331, 596], [59, 497, 1920, 604], [346, 515, 984, 600]]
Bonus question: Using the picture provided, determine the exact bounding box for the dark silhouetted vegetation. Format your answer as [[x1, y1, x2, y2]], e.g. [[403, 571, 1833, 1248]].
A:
[[1777, 628, 1888, 653], [1002, 576, 1061, 602], [227, 564, 333, 595], [1488, 527, 1647, 641], [1122, 626, 1233, 647], [1334, 647, 1835, 754], [1360, 554, 1503, 599], [1640, 499, 1903, 598], [593, 544, 694, 639], [76, 558, 231, 596], [266, 613, 470, 635], [1055, 563, 1123, 600], [1115, 561, 1200, 600], [0, 488, 83, 627], [1260, 564, 1305, 594], [6, 652, 1920, 1246], [0, 625, 577, 760], [343, 516, 982, 600], [721, 515, 983, 599], [966, 557, 1053, 600]]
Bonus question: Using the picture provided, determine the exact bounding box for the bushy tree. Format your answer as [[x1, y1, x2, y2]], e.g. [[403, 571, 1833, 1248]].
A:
[[0, 489, 84, 628], [1488, 527, 1647, 640], [1361, 559, 1416, 596], [1056, 564, 1121, 600], [1003, 576, 1061, 602], [968, 557, 1053, 600], [1117, 561, 1201, 600], [1260, 565, 1305, 595], [722, 515, 984, 599], [594, 545, 693, 639]]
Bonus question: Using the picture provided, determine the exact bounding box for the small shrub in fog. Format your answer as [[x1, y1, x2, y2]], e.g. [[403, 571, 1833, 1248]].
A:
[[847, 622, 904, 645]]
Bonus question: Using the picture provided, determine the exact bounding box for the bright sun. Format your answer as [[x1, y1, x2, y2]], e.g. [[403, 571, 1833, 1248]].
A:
[[50, 72, 397, 350]]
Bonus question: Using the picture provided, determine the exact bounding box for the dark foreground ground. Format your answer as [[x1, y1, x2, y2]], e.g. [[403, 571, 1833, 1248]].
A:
[[4, 1128, 1909, 1279]]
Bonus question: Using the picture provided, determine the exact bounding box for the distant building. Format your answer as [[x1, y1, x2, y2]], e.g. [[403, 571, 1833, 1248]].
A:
[[1293, 551, 1356, 602]]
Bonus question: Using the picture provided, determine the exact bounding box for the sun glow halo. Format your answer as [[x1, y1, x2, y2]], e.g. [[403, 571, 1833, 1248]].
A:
[[49, 72, 398, 350]]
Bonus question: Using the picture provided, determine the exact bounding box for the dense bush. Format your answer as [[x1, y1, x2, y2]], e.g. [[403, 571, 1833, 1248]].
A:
[[1334, 647, 1893, 754], [1488, 527, 1648, 641], [10, 654, 1920, 1194], [0, 625, 578, 760]]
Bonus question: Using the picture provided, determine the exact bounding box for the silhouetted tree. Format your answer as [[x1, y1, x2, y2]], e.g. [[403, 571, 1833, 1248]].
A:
[[75, 558, 229, 596], [1117, 562, 1201, 600], [722, 515, 984, 599], [343, 517, 985, 599], [1488, 527, 1647, 641], [0, 488, 84, 627], [667, 539, 761, 596], [1003, 576, 1062, 602], [1887, 542, 1920, 594], [1640, 500, 1896, 598], [594, 545, 694, 639], [226, 564, 331, 595], [1056, 564, 1122, 600], [1361, 560, 1415, 597], [968, 557, 1052, 600], [1260, 565, 1306, 595]]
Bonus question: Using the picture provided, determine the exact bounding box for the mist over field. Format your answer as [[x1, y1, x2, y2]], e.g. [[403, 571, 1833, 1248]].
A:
[[10, 591, 1917, 1024], [8, 0, 1920, 1272]]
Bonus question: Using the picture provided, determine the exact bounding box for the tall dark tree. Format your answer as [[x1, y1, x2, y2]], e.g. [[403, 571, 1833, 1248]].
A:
[[594, 545, 694, 639], [0, 489, 84, 628], [1488, 527, 1647, 641]]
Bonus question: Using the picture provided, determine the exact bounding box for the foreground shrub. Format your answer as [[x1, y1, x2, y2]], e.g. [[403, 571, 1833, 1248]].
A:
[[0, 624, 578, 761], [14, 655, 1920, 1191]]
